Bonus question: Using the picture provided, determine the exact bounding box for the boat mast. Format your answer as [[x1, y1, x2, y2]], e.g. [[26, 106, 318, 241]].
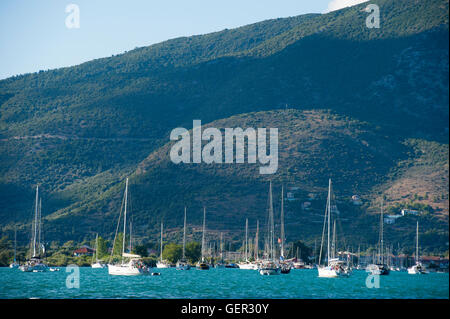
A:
[[13, 227, 17, 263], [95, 233, 99, 263], [331, 219, 336, 259], [160, 221, 163, 262], [32, 185, 39, 258], [327, 179, 331, 266], [415, 221, 419, 264], [38, 198, 42, 256], [201, 207, 206, 262], [280, 185, 285, 258], [122, 178, 128, 258], [183, 207, 187, 259], [380, 198, 384, 264], [245, 218, 248, 261], [255, 220, 259, 261], [269, 181, 274, 261], [220, 232, 223, 262]]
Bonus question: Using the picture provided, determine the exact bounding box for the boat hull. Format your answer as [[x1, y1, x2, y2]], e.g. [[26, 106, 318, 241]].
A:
[[196, 263, 210, 270], [19, 263, 48, 272], [408, 264, 427, 274], [238, 263, 259, 270], [366, 264, 390, 275], [176, 262, 191, 270], [156, 262, 171, 268], [259, 268, 280, 275], [108, 264, 148, 276], [318, 266, 350, 278], [91, 263, 107, 269]]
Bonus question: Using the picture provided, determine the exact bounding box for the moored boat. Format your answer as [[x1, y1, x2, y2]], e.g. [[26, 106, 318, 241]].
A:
[[408, 222, 427, 274], [107, 178, 149, 276], [317, 179, 351, 278], [176, 207, 191, 270], [20, 185, 48, 272]]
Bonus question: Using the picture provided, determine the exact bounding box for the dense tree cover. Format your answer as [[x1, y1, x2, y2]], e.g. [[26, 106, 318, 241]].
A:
[[0, 0, 448, 255]]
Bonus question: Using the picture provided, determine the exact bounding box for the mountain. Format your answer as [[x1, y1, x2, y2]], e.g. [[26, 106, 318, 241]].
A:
[[0, 0, 448, 253]]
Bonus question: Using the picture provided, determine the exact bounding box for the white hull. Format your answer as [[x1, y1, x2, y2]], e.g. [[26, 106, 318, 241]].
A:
[[91, 262, 107, 269], [318, 266, 350, 278], [259, 268, 280, 275], [108, 263, 147, 276], [238, 262, 259, 270], [9, 263, 19, 269], [156, 261, 171, 268], [408, 264, 427, 274]]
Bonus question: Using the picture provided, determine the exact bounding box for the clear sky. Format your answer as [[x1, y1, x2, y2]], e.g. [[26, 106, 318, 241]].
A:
[[0, 0, 364, 80]]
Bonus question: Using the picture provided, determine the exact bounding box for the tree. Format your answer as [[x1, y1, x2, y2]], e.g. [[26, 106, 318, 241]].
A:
[[112, 233, 126, 256], [97, 236, 108, 258], [185, 242, 201, 263], [0, 236, 12, 266], [162, 243, 182, 263], [133, 244, 148, 257]]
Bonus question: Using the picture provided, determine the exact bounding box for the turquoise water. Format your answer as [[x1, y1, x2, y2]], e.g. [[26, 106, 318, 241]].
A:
[[0, 268, 448, 299]]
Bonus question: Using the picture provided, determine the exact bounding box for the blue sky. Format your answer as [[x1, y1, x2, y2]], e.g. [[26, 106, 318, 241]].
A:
[[0, 0, 363, 80]]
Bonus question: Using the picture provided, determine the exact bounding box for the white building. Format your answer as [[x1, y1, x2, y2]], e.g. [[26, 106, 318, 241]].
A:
[[384, 215, 402, 224], [351, 195, 362, 205], [401, 209, 420, 216]]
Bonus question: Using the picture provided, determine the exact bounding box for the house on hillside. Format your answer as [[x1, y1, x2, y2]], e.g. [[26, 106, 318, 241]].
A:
[[384, 214, 402, 224], [401, 209, 420, 216], [73, 245, 95, 256], [351, 195, 362, 205]]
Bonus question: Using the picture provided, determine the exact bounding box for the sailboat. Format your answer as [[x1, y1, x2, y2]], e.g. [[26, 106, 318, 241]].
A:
[[156, 221, 172, 268], [279, 185, 291, 274], [214, 232, 226, 268], [91, 233, 106, 268], [367, 199, 390, 275], [408, 221, 427, 274], [258, 181, 280, 275], [238, 218, 258, 270], [9, 228, 19, 269], [176, 207, 191, 270], [196, 207, 210, 270], [108, 178, 149, 276], [19, 185, 48, 272], [317, 179, 350, 278]]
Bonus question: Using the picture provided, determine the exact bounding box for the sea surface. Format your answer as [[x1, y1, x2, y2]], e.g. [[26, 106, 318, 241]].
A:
[[0, 267, 448, 299]]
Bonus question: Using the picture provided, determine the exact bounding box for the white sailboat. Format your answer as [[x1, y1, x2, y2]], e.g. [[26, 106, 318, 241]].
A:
[[215, 232, 226, 268], [367, 199, 390, 275], [156, 221, 172, 268], [258, 181, 280, 275], [176, 207, 191, 270], [19, 185, 48, 272], [9, 228, 19, 269], [238, 218, 258, 270], [108, 178, 149, 276], [196, 207, 210, 270], [279, 185, 291, 274], [317, 179, 350, 278], [408, 221, 427, 274], [91, 233, 106, 268]]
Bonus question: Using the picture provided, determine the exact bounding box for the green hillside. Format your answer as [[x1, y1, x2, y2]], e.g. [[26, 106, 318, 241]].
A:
[[0, 0, 448, 253]]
